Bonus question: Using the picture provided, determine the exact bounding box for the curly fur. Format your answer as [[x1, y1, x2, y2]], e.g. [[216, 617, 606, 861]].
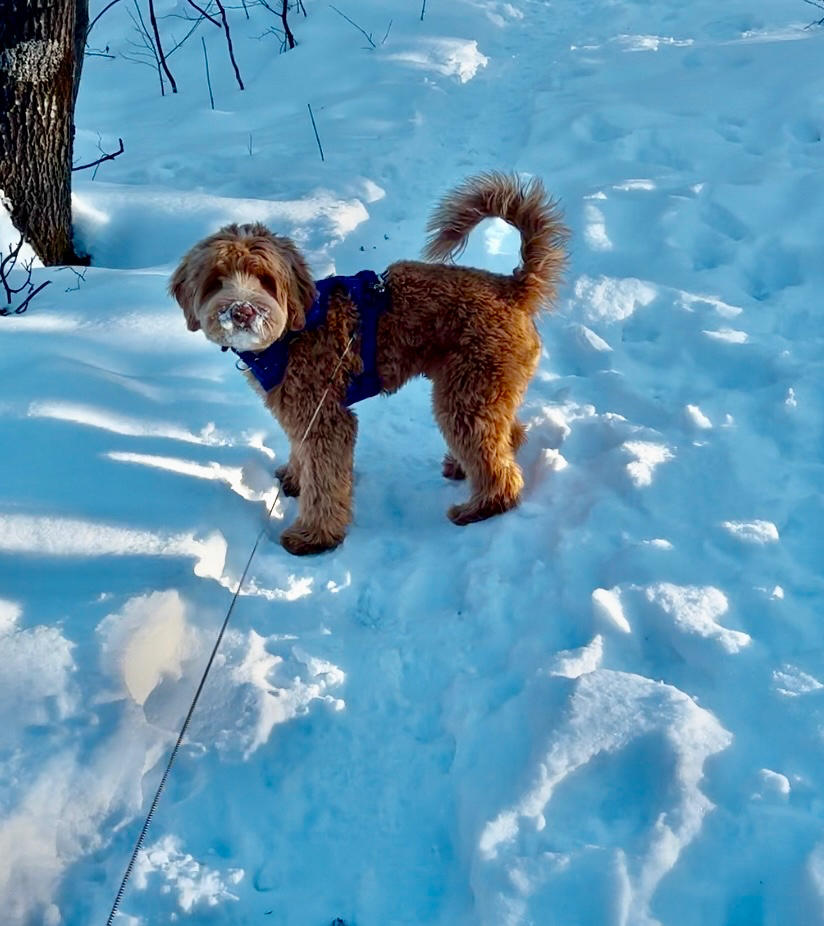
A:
[[170, 174, 569, 555]]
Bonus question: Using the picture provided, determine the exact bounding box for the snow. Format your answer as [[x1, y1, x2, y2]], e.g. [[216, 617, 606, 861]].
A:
[[721, 519, 781, 545], [1, 0, 824, 923], [133, 835, 244, 912]]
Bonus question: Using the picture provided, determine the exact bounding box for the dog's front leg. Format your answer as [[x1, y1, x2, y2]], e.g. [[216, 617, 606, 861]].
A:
[[280, 404, 357, 556]]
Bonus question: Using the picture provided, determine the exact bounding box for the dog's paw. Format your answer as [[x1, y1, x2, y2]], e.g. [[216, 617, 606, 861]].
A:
[[275, 463, 301, 497], [448, 494, 518, 526], [442, 453, 466, 480], [280, 523, 344, 556]]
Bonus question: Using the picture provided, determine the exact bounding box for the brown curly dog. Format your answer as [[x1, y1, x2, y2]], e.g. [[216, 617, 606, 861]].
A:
[[170, 173, 569, 555]]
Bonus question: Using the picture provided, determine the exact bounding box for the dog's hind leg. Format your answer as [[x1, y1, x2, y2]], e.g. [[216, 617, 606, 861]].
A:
[[442, 419, 525, 482], [442, 452, 466, 480], [280, 405, 357, 555], [434, 378, 527, 526], [510, 419, 527, 453]]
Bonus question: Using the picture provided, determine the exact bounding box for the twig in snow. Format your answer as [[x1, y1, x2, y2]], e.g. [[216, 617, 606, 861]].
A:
[[0, 236, 52, 316], [58, 266, 89, 293], [202, 37, 215, 108], [215, 0, 245, 88], [148, 0, 178, 91], [258, 0, 298, 50], [185, 0, 222, 27], [280, 0, 297, 49], [72, 137, 125, 172], [307, 103, 325, 161], [87, 0, 126, 40], [802, 0, 824, 26], [329, 4, 376, 48], [125, 1, 168, 93], [167, 12, 211, 58]]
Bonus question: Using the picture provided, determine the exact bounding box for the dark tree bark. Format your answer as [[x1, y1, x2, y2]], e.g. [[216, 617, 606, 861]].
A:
[[0, 0, 89, 265]]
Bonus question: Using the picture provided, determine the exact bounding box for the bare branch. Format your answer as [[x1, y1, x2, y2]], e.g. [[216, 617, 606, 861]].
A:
[[127, 2, 166, 93], [281, 0, 297, 49], [215, 0, 245, 88], [0, 236, 53, 316], [0, 238, 24, 305], [258, 0, 299, 50], [57, 266, 90, 293], [202, 37, 215, 108], [87, 0, 126, 40], [148, 0, 178, 92], [167, 13, 212, 58], [307, 103, 325, 161], [802, 0, 824, 25], [185, 0, 222, 27], [73, 138, 125, 171], [329, 4, 376, 48]]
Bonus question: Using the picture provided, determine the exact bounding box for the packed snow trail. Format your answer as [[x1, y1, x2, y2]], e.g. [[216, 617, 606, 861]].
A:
[[1, 0, 823, 924]]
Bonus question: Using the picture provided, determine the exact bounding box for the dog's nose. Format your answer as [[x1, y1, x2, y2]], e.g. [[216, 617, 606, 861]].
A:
[[230, 302, 256, 326]]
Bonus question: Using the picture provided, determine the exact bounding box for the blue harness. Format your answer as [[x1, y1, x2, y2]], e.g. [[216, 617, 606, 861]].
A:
[[232, 270, 390, 407]]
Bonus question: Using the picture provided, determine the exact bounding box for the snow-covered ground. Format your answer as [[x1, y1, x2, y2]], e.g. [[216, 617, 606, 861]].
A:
[[2, 0, 824, 923]]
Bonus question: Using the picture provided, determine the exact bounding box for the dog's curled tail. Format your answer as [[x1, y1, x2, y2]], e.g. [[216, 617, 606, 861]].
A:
[[423, 172, 569, 309]]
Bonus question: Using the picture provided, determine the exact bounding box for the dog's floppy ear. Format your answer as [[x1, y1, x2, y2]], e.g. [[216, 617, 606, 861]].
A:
[[169, 252, 202, 332], [275, 235, 316, 332]]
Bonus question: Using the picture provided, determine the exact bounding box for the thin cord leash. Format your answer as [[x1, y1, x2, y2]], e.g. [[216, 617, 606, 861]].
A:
[[106, 334, 356, 925]]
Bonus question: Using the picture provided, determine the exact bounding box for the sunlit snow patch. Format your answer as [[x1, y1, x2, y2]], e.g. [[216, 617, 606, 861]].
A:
[[29, 401, 231, 446], [622, 440, 674, 487], [613, 34, 694, 52], [107, 452, 280, 510], [685, 404, 713, 429], [388, 38, 489, 83], [592, 588, 631, 633], [772, 664, 824, 697], [477, 670, 731, 924], [190, 631, 346, 759], [702, 328, 748, 343], [97, 590, 193, 706], [613, 179, 656, 191], [135, 835, 244, 912], [583, 204, 612, 251], [483, 217, 520, 256], [0, 513, 227, 580], [645, 583, 750, 653], [0, 600, 76, 735], [573, 275, 657, 324], [721, 520, 779, 544], [549, 635, 604, 678]]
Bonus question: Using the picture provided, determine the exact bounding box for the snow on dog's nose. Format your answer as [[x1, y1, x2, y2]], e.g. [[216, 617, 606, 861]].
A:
[[220, 300, 260, 331], [230, 302, 256, 326]]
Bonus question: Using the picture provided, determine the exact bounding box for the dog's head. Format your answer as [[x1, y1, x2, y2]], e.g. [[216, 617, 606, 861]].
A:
[[169, 223, 316, 351]]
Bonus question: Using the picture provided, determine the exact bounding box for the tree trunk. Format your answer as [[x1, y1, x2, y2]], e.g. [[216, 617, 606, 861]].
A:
[[0, 0, 89, 265]]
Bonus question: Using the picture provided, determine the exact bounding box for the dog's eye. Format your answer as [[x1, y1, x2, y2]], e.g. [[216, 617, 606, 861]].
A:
[[259, 274, 280, 299], [202, 278, 221, 298]]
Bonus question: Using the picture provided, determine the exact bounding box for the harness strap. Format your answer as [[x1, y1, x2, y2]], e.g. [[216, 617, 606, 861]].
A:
[[233, 270, 389, 406]]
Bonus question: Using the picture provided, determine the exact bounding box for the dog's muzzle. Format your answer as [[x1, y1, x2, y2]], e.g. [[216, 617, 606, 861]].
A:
[[220, 301, 263, 331]]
